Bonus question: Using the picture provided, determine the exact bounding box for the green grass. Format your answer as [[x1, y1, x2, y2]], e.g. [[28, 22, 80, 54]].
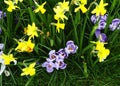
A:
[[0, 0, 120, 86]]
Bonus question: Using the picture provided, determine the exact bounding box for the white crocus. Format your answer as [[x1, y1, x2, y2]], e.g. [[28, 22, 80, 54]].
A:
[[0, 58, 6, 75]]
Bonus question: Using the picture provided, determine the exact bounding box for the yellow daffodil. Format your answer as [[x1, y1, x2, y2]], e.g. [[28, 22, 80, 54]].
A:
[[15, 38, 35, 52], [91, 0, 108, 16], [74, 0, 88, 13], [15, 40, 27, 52], [58, 0, 69, 12], [53, 6, 68, 21], [53, 0, 69, 21], [91, 40, 107, 51], [95, 41, 105, 51], [0, 53, 17, 65], [34, 1, 46, 14], [25, 39, 35, 52], [24, 22, 38, 38], [97, 47, 110, 62], [51, 20, 65, 33], [4, 0, 19, 12], [21, 62, 36, 76], [91, 40, 110, 62], [74, 4, 87, 13]]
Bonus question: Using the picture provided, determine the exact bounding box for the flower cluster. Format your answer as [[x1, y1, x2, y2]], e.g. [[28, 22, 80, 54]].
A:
[[15, 22, 39, 53], [42, 40, 78, 73], [1, 0, 115, 79], [51, 0, 69, 33], [4, 0, 47, 76], [91, 14, 120, 39], [14, 22, 39, 76], [91, 13, 110, 62], [91, 14, 108, 42]]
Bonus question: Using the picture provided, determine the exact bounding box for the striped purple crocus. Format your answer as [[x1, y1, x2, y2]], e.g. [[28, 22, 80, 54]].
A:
[[97, 20, 106, 30], [109, 18, 120, 31], [55, 58, 67, 70], [48, 50, 58, 61], [42, 60, 56, 73], [65, 40, 78, 54], [57, 48, 68, 59]]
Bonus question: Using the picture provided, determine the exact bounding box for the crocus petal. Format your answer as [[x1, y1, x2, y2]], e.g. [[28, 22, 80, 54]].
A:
[[0, 58, 6, 75]]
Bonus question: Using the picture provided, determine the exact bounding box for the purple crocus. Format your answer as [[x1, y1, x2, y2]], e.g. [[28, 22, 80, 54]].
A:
[[91, 15, 100, 24], [0, 11, 6, 19], [48, 50, 58, 61], [95, 29, 107, 42], [100, 14, 108, 21], [55, 59, 67, 70], [100, 33, 107, 42], [42, 61, 56, 73], [95, 29, 101, 38], [65, 40, 78, 54], [42, 40, 78, 73], [57, 48, 68, 59], [97, 20, 106, 30], [109, 18, 120, 31]]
